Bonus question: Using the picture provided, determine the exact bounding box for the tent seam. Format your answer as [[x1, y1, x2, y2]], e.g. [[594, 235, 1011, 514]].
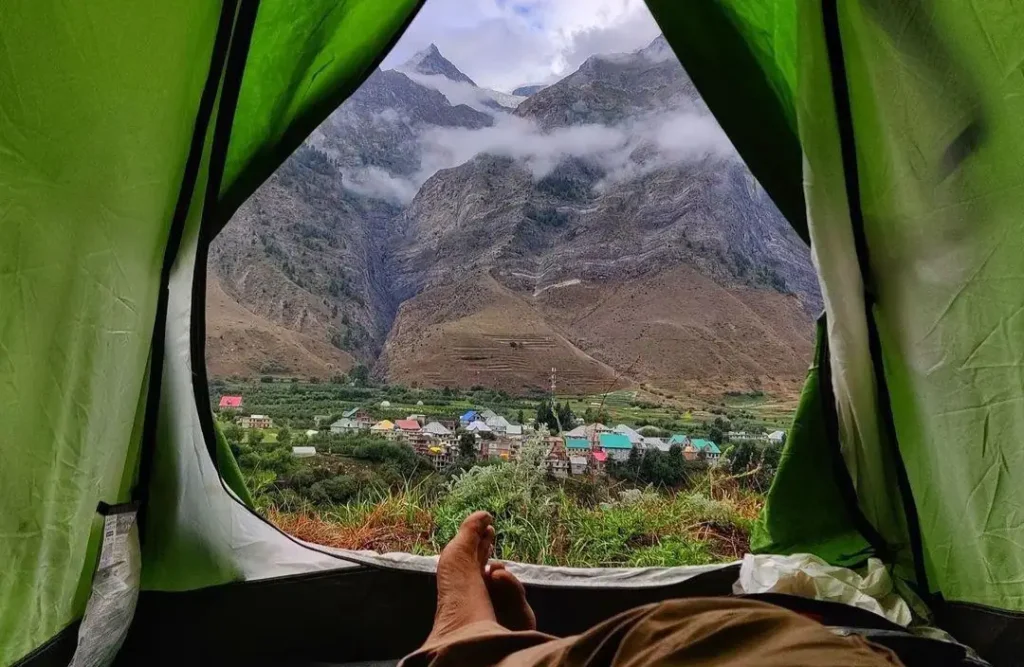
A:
[[134, 0, 240, 538], [819, 0, 931, 597]]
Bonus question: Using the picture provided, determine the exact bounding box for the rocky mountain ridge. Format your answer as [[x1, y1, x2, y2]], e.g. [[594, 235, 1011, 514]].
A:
[[208, 37, 819, 396]]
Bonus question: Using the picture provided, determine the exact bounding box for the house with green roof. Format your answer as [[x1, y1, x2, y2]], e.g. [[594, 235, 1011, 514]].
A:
[[667, 434, 689, 446]]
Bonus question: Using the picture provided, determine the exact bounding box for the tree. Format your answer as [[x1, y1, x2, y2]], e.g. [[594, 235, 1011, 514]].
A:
[[247, 429, 265, 447], [707, 425, 724, 445], [536, 401, 556, 431], [459, 432, 478, 459], [516, 409, 525, 425], [222, 422, 243, 445], [277, 426, 292, 447], [556, 402, 574, 431], [582, 407, 610, 424], [349, 363, 370, 387]]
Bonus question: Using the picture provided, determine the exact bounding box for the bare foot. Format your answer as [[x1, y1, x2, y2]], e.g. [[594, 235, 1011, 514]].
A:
[[485, 562, 537, 631], [426, 511, 498, 644]]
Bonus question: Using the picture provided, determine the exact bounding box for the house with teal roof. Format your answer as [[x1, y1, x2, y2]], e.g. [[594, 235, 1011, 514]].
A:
[[667, 434, 689, 446], [598, 432, 632, 461], [690, 438, 721, 461], [564, 437, 590, 451]]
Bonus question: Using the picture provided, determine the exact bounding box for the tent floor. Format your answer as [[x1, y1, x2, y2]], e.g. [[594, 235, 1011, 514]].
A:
[[20, 563, 1018, 666]]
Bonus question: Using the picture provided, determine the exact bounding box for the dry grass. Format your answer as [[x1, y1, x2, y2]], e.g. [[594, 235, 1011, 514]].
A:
[[267, 494, 434, 553]]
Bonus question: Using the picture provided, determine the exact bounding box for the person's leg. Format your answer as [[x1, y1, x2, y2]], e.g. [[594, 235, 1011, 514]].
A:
[[402, 512, 554, 667], [405, 512, 903, 667], [425, 510, 501, 643]]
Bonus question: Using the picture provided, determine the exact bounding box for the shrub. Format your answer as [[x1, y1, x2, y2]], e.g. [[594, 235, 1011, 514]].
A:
[[309, 475, 359, 506], [433, 446, 554, 561]]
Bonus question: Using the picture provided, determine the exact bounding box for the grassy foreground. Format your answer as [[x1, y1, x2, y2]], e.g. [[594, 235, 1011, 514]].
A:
[[255, 456, 763, 567]]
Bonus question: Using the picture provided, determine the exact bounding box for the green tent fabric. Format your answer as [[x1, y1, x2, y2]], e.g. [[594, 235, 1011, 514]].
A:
[[665, 0, 1024, 611], [833, 0, 1024, 609], [0, 1, 423, 663], [0, 3, 224, 661], [751, 316, 874, 567], [4, 0, 1024, 664]]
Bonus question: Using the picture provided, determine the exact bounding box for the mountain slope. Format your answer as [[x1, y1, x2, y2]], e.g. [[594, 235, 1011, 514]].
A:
[[209, 60, 496, 376], [208, 38, 820, 396], [403, 44, 476, 85]]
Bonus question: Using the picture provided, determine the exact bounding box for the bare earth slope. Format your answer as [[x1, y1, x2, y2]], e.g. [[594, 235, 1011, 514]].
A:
[[379, 273, 624, 394], [206, 275, 354, 378], [381, 267, 812, 396]]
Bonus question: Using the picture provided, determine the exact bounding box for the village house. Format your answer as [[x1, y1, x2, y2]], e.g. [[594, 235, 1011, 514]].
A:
[[329, 418, 359, 434], [370, 419, 397, 439], [238, 414, 272, 429], [768, 430, 786, 444], [479, 408, 498, 422], [690, 438, 722, 462], [395, 419, 422, 436], [395, 419, 427, 450], [484, 414, 511, 434], [291, 446, 316, 458], [642, 436, 669, 452], [484, 437, 514, 460], [341, 407, 375, 429], [459, 410, 480, 427], [569, 455, 589, 476], [668, 434, 689, 448], [564, 436, 590, 454], [421, 421, 455, 446], [218, 395, 242, 410], [613, 424, 644, 447], [544, 436, 569, 478], [406, 413, 427, 424], [465, 420, 492, 435], [598, 432, 633, 462], [504, 424, 524, 457], [426, 443, 456, 469], [564, 423, 611, 438]]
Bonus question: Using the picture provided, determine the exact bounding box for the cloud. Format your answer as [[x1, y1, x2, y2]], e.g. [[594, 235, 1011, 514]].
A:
[[341, 166, 420, 204], [342, 111, 734, 204], [419, 112, 733, 184], [399, 72, 523, 114], [381, 0, 660, 92]]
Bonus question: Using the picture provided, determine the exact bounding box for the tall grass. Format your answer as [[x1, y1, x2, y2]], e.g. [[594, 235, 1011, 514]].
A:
[[261, 462, 763, 567]]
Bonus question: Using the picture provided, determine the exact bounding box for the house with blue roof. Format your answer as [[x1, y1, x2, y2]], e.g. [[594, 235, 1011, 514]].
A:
[[459, 410, 479, 426]]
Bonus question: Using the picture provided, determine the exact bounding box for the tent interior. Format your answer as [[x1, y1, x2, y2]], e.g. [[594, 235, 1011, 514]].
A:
[[3, 0, 1024, 665]]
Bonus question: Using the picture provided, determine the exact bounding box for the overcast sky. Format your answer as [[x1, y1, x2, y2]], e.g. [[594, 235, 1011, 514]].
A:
[[381, 0, 662, 92]]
